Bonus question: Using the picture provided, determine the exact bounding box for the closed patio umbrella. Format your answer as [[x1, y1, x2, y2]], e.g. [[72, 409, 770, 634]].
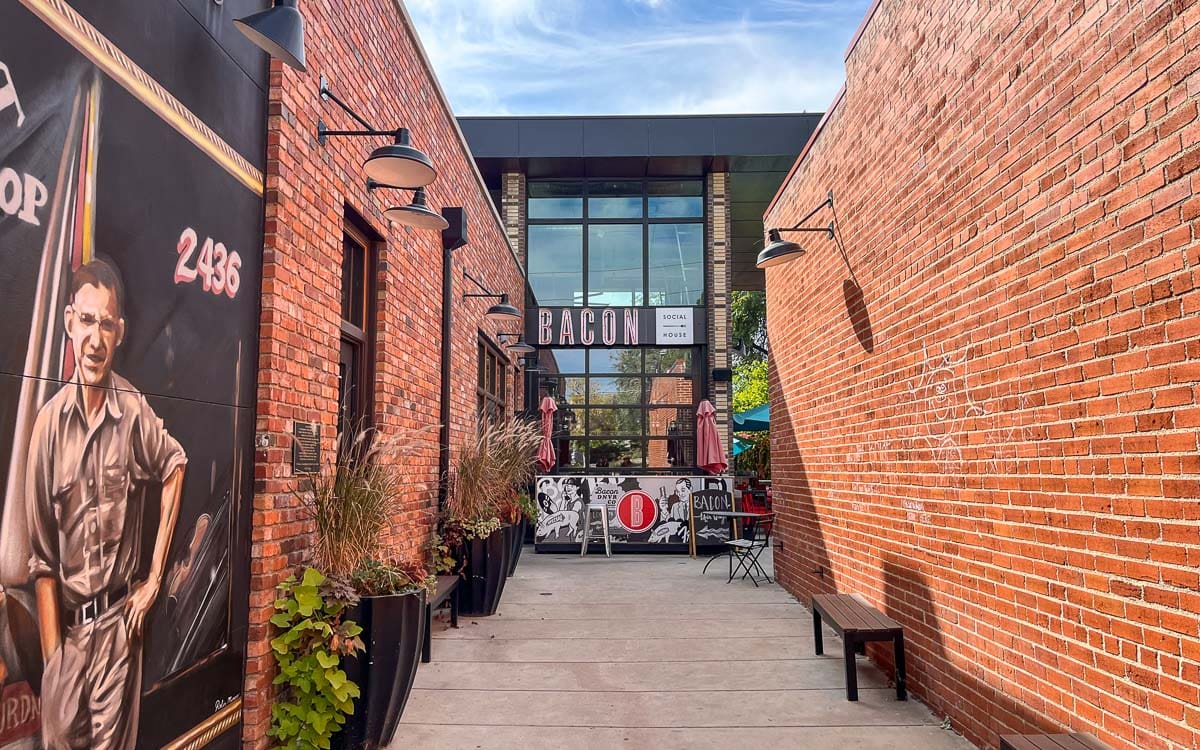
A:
[[537, 396, 557, 472], [696, 399, 727, 474]]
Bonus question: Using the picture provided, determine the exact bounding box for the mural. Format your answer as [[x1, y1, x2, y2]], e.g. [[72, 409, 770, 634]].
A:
[[0, 2, 264, 747], [534, 475, 731, 549]]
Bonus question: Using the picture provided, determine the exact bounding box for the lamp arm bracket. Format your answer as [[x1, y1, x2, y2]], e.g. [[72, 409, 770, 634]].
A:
[[366, 178, 420, 192], [777, 221, 835, 239], [777, 190, 836, 231], [462, 269, 497, 296], [319, 75, 377, 131]]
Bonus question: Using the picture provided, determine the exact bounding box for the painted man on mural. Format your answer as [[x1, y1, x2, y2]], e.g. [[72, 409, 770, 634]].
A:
[[24, 258, 186, 750]]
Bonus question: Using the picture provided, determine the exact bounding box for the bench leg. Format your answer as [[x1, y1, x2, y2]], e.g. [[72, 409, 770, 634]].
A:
[[422, 604, 432, 663], [813, 609, 823, 655], [450, 588, 459, 629], [893, 633, 907, 701], [843, 636, 859, 702]]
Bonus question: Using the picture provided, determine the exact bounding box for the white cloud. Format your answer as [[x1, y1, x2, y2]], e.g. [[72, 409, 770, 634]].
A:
[[405, 0, 868, 116]]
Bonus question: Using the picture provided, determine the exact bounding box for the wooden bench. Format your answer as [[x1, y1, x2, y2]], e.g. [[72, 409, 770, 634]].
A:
[[422, 575, 459, 663], [812, 593, 906, 702], [999, 734, 1112, 750]]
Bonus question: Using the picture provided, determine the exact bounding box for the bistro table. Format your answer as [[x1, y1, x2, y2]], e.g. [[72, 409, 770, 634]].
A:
[[700, 510, 770, 581]]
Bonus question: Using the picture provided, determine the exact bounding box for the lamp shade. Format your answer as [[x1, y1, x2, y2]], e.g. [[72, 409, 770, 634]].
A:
[[756, 229, 805, 268], [486, 295, 522, 320], [234, 0, 306, 72], [384, 188, 449, 231], [364, 128, 436, 188], [506, 340, 536, 355]]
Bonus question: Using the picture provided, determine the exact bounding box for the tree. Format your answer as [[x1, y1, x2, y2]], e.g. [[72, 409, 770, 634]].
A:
[[731, 291, 769, 416], [730, 291, 766, 365], [732, 358, 768, 413]]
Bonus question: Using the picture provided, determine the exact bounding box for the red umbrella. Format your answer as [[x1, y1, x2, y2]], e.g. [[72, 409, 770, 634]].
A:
[[696, 399, 727, 474], [537, 396, 557, 472]]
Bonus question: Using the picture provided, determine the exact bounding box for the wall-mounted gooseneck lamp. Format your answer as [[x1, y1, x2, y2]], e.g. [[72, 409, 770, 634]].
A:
[[317, 76, 437, 190], [234, 0, 306, 71], [366, 179, 449, 231], [497, 332, 537, 355], [757, 190, 836, 269], [462, 269, 521, 320]]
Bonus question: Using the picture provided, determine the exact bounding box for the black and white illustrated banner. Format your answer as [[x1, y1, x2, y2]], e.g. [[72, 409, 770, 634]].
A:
[[534, 474, 731, 547]]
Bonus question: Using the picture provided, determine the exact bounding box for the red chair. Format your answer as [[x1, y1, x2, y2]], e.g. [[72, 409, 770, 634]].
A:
[[741, 489, 768, 515]]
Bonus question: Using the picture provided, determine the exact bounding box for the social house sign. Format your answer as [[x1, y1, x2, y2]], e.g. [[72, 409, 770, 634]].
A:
[[529, 306, 705, 347]]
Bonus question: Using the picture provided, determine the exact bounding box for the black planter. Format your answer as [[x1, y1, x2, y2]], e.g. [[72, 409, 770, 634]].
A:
[[337, 590, 426, 750], [507, 517, 527, 577], [458, 524, 511, 616]]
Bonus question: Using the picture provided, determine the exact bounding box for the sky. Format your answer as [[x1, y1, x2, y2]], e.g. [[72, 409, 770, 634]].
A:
[[405, 0, 873, 117]]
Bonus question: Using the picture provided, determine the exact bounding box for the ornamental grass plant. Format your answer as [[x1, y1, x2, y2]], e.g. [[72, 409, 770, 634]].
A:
[[296, 425, 437, 582], [435, 419, 540, 573]]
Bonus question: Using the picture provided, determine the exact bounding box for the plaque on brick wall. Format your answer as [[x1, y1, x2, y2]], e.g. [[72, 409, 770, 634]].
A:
[[292, 422, 320, 474]]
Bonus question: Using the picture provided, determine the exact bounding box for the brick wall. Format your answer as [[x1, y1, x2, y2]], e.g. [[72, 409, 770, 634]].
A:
[[243, 1, 524, 746], [765, 2, 1200, 749]]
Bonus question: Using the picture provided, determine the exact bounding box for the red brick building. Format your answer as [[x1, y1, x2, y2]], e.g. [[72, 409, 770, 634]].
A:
[[243, 2, 524, 746], [765, 2, 1200, 749]]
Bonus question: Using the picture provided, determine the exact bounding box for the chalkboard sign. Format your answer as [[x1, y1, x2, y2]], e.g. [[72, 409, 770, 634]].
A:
[[688, 486, 735, 555]]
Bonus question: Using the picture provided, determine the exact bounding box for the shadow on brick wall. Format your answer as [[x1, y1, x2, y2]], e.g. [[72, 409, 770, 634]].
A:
[[767, 379, 834, 594], [880, 556, 1054, 749], [830, 207, 875, 353], [842, 279, 874, 353]]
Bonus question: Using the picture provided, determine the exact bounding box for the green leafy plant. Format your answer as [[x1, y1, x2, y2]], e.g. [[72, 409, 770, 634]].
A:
[[351, 558, 436, 598], [514, 492, 538, 522], [268, 568, 364, 750], [431, 515, 502, 574]]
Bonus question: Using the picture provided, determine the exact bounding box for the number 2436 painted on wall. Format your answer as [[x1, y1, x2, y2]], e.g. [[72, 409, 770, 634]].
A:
[[175, 227, 242, 298]]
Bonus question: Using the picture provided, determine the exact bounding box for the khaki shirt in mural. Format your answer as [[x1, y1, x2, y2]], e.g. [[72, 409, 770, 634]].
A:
[[25, 373, 187, 609]]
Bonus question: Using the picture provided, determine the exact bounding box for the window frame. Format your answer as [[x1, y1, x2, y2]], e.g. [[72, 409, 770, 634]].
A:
[[477, 334, 510, 425], [338, 219, 377, 443], [526, 179, 706, 309], [536, 347, 699, 472]]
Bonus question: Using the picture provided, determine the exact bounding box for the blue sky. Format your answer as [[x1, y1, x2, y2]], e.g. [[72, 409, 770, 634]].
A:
[[406, 0, 873, 116]]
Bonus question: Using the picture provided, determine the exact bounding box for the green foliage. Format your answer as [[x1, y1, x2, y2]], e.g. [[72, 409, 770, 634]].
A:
[[732, 358, 769, 414], [351, 558, 436, 598], [515, 493, 538, 522], [431, 516, 502, 575], [735, 432, 771, 478], [268, 568, 364, 750], [731, 291, 767, 364]]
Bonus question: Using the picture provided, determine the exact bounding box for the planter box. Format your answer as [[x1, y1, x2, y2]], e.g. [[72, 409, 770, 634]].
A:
[[337, 589, 426, 749], [458, 524, 511, 616], [506, 517, 527, 577]]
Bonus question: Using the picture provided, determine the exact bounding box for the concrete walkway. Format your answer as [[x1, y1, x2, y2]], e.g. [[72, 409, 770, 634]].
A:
[[391, 549, 973, 750]]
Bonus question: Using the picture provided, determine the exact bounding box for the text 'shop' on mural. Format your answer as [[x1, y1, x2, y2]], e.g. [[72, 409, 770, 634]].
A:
[[0, 2, 263, 747]]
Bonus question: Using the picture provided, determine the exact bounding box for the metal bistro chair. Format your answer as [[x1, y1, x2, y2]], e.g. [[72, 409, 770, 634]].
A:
[[580, 502, 612, 557], [726, 512, 775, 586]]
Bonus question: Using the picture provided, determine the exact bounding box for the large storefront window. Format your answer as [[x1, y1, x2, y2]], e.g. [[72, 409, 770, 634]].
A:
[[537, 347, 696, 470], [527, 180, 705, 308]]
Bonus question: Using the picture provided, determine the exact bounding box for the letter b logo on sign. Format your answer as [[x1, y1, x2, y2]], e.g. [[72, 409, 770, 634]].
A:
[[616, 490, 658, 533]]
